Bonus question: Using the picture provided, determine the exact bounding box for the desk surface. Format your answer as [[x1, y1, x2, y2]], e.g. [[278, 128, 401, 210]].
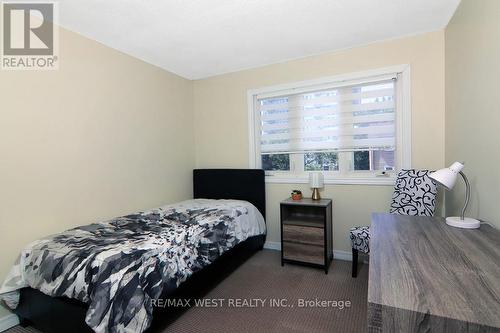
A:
[[368, 213, 500, 332]]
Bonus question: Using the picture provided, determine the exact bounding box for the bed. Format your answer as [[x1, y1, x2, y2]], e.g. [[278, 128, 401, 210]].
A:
[[1, 169, 266, 333]]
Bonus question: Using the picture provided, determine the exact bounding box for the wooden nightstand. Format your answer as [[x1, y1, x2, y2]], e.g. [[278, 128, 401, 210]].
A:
[[280, 198, 333, 274]]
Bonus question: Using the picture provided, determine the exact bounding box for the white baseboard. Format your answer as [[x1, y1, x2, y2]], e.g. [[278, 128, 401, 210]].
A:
[[334, 250, 369, 263], [332, 250, 352, 261], [0, 313, 19, 332], [263, 241, 281, 250], [264, 241, 354, 262]]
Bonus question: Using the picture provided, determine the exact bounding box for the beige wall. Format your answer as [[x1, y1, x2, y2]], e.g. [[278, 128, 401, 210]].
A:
[[194, 31, 446, 253], [0, 28, 194, 317], [445, 0, 500, 227]]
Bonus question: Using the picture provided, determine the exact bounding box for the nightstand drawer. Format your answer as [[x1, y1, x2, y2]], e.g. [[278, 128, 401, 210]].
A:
[[282, 241, 324, 265], [283, 224, 323, 246]]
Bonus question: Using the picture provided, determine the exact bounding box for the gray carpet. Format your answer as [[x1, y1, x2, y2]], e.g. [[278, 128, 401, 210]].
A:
[[5, 250, 368, 333]]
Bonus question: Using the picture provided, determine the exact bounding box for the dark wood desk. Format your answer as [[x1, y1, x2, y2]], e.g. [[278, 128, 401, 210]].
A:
[[368, 213, 500, 332]]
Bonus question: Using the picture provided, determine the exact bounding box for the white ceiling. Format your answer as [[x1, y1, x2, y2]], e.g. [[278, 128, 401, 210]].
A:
[[56, 0, 460, 80]]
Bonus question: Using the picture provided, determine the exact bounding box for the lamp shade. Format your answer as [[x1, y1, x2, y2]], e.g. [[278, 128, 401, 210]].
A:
[[429, 161, 464, 190], [309, 172, 324, 188]]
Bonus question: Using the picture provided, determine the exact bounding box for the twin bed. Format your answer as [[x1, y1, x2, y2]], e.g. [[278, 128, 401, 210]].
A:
[[0, 169, 266, 333]]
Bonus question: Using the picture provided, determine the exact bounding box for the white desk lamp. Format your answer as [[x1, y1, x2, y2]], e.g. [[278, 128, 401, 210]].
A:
[[429, 162, 480, 229]]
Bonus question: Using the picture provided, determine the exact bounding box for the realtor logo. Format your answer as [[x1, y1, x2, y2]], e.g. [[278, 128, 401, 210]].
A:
[[1, 2, 59, 70]]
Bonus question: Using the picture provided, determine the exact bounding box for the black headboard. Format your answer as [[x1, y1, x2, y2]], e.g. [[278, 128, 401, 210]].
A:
[[193, 169, 266, 220]]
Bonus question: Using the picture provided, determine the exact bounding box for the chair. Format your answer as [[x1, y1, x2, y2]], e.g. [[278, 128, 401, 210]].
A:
[[349, 169, 437, 277]]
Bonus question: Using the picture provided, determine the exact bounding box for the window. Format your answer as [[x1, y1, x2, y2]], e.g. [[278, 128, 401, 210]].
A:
[[248, 66, 411, 185]]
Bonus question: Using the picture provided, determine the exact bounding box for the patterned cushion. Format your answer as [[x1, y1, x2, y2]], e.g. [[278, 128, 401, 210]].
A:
[[390, 169, 437, 217], [350, 169, 437, 254], [349, 226, 370, 253]]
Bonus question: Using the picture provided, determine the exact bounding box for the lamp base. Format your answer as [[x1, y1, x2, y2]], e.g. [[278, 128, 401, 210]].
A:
[[311, 188, 321, 200], [445, 216, 480, 229]]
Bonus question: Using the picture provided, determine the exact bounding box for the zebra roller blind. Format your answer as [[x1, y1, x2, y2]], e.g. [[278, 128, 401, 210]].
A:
[[258, 76, 397, 155]]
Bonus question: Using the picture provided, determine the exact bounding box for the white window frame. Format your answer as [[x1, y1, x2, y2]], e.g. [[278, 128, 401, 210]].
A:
[[247, 65, 411, 185]]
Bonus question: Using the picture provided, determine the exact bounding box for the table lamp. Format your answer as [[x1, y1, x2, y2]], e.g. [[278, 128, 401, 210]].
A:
[[429, 162, 480, 229], [309, 172, 324, 200]]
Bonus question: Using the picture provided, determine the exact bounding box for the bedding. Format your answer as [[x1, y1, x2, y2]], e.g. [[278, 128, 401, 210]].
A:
[[0, 199, 266, 333]]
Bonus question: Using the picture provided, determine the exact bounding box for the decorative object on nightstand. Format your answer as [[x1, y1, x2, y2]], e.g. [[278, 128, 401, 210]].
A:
[[291, 190, 302, 201], [309, 172, 324, 200], [429, 161, 480, 229], [280, 198, 332, 274]]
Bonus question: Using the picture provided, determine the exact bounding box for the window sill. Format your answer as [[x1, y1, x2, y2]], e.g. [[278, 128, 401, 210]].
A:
[[265, 175, 395, 186]]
